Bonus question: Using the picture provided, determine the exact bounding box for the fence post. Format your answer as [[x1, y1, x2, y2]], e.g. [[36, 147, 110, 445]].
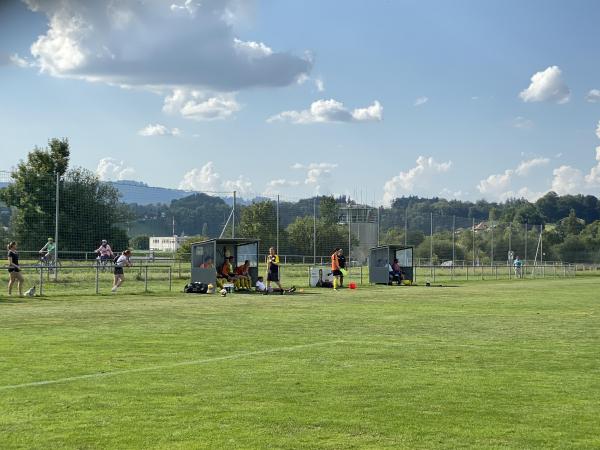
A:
[[39, 268, 44, 296], [95, 265, 99, 294], [360, 265, 363, 285], [169, 266, 172, 292], [144, 266, 148, 293], [276, 194, 280, 254], [433, 265, 436, 283], [466, 265, 469, 281]]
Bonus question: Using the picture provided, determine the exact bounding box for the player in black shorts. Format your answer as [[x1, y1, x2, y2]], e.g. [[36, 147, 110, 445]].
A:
[[7, 241, 24, 296], [266, 247, 295, 294], [337, 248, 347, 287]]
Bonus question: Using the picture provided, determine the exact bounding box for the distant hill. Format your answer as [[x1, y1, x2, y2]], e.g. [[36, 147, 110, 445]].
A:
[[110, 180, 191, 205], [110, 180, 257, 206]]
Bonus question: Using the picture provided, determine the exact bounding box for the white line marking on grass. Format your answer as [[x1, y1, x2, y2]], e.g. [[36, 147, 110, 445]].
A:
[[0, 340, 342, 391]]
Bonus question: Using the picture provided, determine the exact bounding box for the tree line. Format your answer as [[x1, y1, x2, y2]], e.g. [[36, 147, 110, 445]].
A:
[[1, 139, 599, 262]]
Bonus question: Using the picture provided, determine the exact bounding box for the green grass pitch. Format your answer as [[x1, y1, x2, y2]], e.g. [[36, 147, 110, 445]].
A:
[[1, 277, 599, 449]]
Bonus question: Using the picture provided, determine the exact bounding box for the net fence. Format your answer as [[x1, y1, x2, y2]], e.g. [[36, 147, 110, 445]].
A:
[[0, 168, 594, 295]]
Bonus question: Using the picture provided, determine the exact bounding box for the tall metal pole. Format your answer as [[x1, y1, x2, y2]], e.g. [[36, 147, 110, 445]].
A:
[[348, 205, 352, 265], [232, 190, 236, 238], [472, 217, 476, 267], [276, 194, 280, 253], [313, 198, 317, 264], [525, 222, 528, 265], [430, 212, 433, 265], [377, 206, 380, 246], [404, 208, 408, 246], [54, 172, 59, 281], [452, 215, 456, 263], [509, 223, 512, 262], [490, 219, 494, 266]]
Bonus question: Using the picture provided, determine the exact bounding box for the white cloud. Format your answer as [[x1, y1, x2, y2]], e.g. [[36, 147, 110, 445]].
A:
[[291, 162, 338, 194], [513, 116, 534, 130], [263, 178, 301, 195], [585, 89, 600, 103], [179, 162, 221, 192], [477, 158, 550, 200], [222, 175, 253, 197], [315, 78, 325, 92], [519, 66, 570, 104], [163, 89, 241, 121], [515, 157, 550, 176], [22, 0, 311, 92], [233, 38, 273, 59], [9, 53, 33, 68], [138, 123, 180, 137], [477, 170, 514, 197], [414, 96, 428, 107], [584, 147, 600, 188], [382, 156, 452, 205], [551, 165, 584, 195], [96, 157, 135, 181], [268, 99, 383, 124], [550, 120, 600, 194], [439, 188, 463, 199]]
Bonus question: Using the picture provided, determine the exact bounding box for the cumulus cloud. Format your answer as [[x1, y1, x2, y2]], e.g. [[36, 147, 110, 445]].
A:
[[138, 123, 180, 137], [382, 156, 452, 205], [519, 66, 570, 104], [515, 157, 550, 176], [268, 99, 382, 124], [477, 158, 550, 200], [414, 96, 428, 107], [596, 120, 600, 140], [585, 89, 600, 103], [315, 78, 325, 92], [22, 0, 311, 91], [291, 162, 338, 194], [163, 89, 241, 121], [96, 157, 135, 181], [263, 178, 301, 195], [179, 162, 221, 192], [513, 116, 534, 130], [179, 162, 256, 196], [551, 165, 584, 195], [222, 175, 253, 197], [9, 53, 33, 68]]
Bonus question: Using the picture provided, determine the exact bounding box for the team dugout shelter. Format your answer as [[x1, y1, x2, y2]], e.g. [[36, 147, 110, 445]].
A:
[[369, 245, 414, 284], [191, 238, 260, 286]]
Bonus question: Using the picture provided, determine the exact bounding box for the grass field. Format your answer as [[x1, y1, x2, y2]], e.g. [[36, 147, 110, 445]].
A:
[[1, 277, 599, 449]]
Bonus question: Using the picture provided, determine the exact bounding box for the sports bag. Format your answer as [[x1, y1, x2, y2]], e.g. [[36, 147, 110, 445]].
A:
[[184, 282, 208, 294]]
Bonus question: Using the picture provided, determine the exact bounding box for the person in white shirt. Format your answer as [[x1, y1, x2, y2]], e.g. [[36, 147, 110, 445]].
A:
[[112, 249, 132, 292], [255, 276, 267, 294]]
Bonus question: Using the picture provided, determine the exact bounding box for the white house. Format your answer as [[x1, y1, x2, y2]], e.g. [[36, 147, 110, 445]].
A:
[[149, 235, 187, 252]]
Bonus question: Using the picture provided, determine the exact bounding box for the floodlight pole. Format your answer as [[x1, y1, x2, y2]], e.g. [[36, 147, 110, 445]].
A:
[[54, 172, 59, 281], [313, 198, 317, 264], [429, 212, 433, 266], [276, 195, 280, 253], [404, 208, 408, 247], [472, 217, 475, 267], [452, 215, 456, 263], [348, 204, 352, 266], [232, 190, 236, 238], [377, 206, 380, 246]]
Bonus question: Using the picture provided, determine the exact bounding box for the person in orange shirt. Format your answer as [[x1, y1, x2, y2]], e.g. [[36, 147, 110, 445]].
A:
[[331, 247, 343, 290], [235, 259, 251, 289]]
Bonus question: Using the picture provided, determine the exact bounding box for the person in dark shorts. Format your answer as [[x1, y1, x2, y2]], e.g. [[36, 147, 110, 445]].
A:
[[331, 248, 342, 290], [265, 247, 296, 294], [266, 247, 283, 291], [337, 248, 347, 287], [112, 249, 132, 293], [7, 241, 24, 297]]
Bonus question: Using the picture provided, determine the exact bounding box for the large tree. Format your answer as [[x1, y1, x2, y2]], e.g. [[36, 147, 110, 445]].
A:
[[0, 139, 130, 252]]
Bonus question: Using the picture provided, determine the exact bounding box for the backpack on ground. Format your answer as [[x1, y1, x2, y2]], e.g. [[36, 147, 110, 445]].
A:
[[184, 282, 208, 294]]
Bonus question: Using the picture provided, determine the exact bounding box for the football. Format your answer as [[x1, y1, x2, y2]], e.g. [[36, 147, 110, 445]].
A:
[[220, 288, 227, 297]]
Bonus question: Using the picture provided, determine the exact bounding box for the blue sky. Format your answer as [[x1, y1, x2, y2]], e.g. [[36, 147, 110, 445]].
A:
[[1, 0, 599, 204]]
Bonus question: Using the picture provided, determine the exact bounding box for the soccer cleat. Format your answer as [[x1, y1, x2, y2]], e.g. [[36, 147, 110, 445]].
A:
[[111, 286, 118, 292]]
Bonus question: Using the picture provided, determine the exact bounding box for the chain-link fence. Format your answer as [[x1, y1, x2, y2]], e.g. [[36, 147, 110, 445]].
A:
[[1, 168, 596, 296]]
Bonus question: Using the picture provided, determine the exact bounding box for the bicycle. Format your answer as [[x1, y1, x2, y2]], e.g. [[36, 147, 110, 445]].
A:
[[94, 253, 114, 272], [37, 253, 62, 274]]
